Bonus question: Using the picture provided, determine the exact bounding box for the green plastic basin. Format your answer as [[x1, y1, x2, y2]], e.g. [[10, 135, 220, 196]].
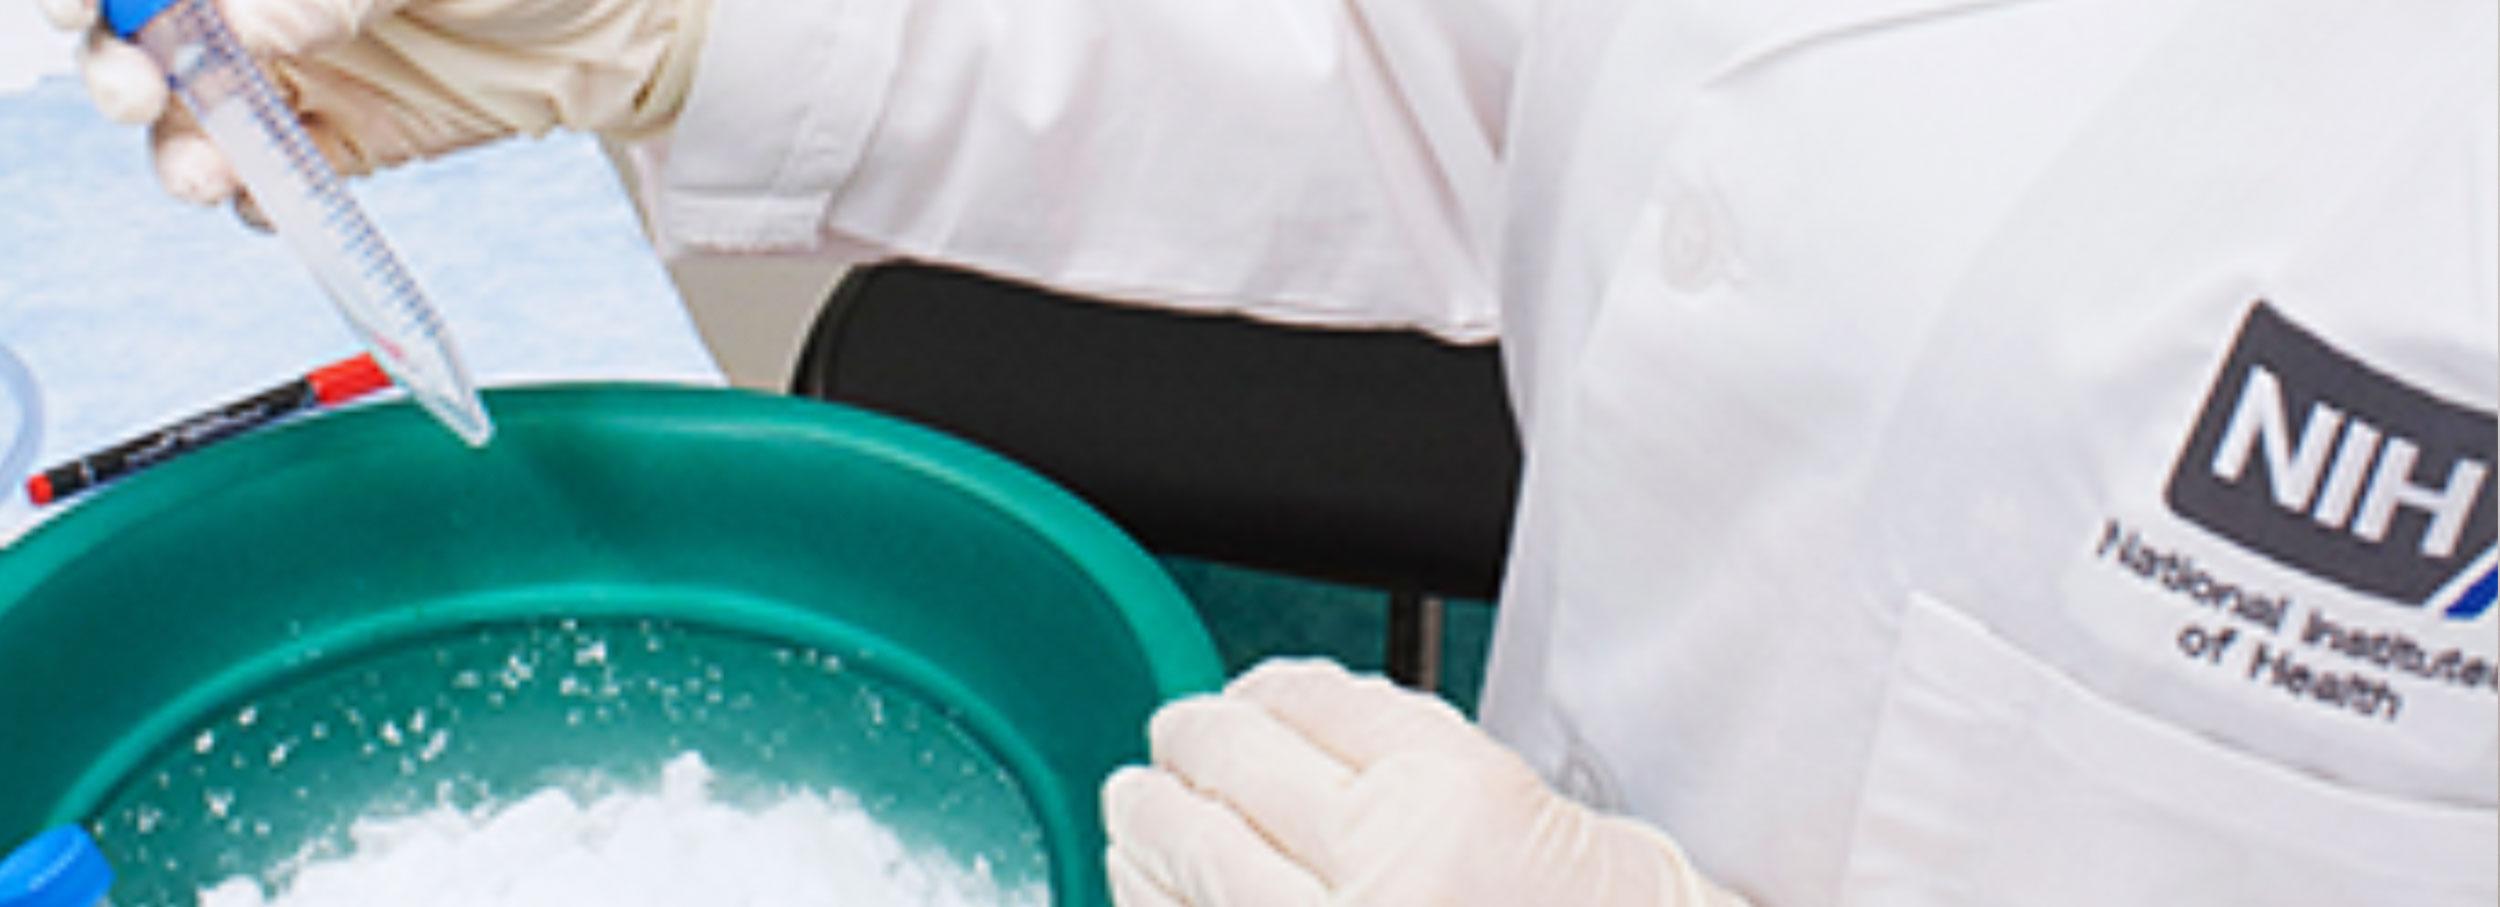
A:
[[0, 385, 1222, 905]]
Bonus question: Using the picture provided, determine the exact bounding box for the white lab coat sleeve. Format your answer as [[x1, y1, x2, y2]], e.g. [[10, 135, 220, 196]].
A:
[[643, 0, 1523, 340]]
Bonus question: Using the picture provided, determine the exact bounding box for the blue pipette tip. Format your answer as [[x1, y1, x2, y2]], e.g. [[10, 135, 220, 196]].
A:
[[0, 826, 112, 907]]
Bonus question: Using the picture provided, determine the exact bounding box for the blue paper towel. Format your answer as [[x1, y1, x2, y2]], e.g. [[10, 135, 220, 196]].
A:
[[0, 74, 724, 543]]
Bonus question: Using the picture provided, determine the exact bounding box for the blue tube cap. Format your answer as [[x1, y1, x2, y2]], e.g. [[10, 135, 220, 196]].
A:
[[0, 827, 112, 907], [100, 0, 178, 39]]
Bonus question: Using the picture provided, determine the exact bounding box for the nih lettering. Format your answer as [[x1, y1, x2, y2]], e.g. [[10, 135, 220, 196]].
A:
[[2165, 303, 2495, 612]]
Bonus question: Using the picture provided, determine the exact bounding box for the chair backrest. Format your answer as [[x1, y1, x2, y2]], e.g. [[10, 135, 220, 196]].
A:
[[790, 261, 1522, 602]]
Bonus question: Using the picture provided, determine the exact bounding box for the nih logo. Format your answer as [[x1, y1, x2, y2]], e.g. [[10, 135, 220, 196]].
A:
[[2166, 303, 2497, 620]]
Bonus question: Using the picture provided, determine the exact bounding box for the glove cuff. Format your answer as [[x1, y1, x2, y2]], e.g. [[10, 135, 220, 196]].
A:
[[1600, 815, 1754, 907]]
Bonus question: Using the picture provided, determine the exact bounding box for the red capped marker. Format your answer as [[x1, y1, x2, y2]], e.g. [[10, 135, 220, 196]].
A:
[[25, 354, 392, 506]]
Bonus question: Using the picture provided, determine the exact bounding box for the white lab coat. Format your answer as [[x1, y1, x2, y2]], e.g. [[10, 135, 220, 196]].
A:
[[646, 0, 2500, 902]]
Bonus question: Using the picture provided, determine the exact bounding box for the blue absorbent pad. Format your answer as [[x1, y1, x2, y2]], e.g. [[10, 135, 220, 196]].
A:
[[0, 75, 723, 543]]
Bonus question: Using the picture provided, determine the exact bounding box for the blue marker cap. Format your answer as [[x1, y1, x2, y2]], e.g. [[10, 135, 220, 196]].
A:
[[0, 827, 112, 907], [100, 0, 179, 40]]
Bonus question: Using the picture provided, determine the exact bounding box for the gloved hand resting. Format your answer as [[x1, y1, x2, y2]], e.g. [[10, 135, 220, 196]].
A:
[[38, 0, 707, 206], [1103, 659, 1751, 906]]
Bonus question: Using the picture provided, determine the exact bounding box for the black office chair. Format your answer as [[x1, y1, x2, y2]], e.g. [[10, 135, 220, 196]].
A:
[[789, 261, 1521, 689]]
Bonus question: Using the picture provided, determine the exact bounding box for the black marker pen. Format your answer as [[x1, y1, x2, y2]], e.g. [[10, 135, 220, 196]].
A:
[[25, 354, 391, 506]]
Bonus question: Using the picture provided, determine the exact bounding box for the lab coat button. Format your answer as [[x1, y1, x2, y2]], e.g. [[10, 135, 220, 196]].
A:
[[1659, 197, 1723, 290], [1554, 750, 1623, 810]]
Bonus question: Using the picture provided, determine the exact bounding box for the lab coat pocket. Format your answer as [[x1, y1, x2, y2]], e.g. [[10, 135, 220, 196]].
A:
[[1839, 593, 2498, 906]]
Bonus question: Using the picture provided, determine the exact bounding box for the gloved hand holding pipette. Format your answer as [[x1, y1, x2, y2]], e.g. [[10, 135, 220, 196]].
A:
[[37, 0, 579, 444], [41, 0, 706, 206]]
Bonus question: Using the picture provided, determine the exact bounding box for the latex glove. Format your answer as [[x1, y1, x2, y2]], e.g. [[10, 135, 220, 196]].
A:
[[38, 0, 707, 206], [1102, 659, 1752, 907]]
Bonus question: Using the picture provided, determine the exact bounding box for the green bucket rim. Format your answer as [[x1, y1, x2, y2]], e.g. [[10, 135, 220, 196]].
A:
[[0, 383, 1224, 904]]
